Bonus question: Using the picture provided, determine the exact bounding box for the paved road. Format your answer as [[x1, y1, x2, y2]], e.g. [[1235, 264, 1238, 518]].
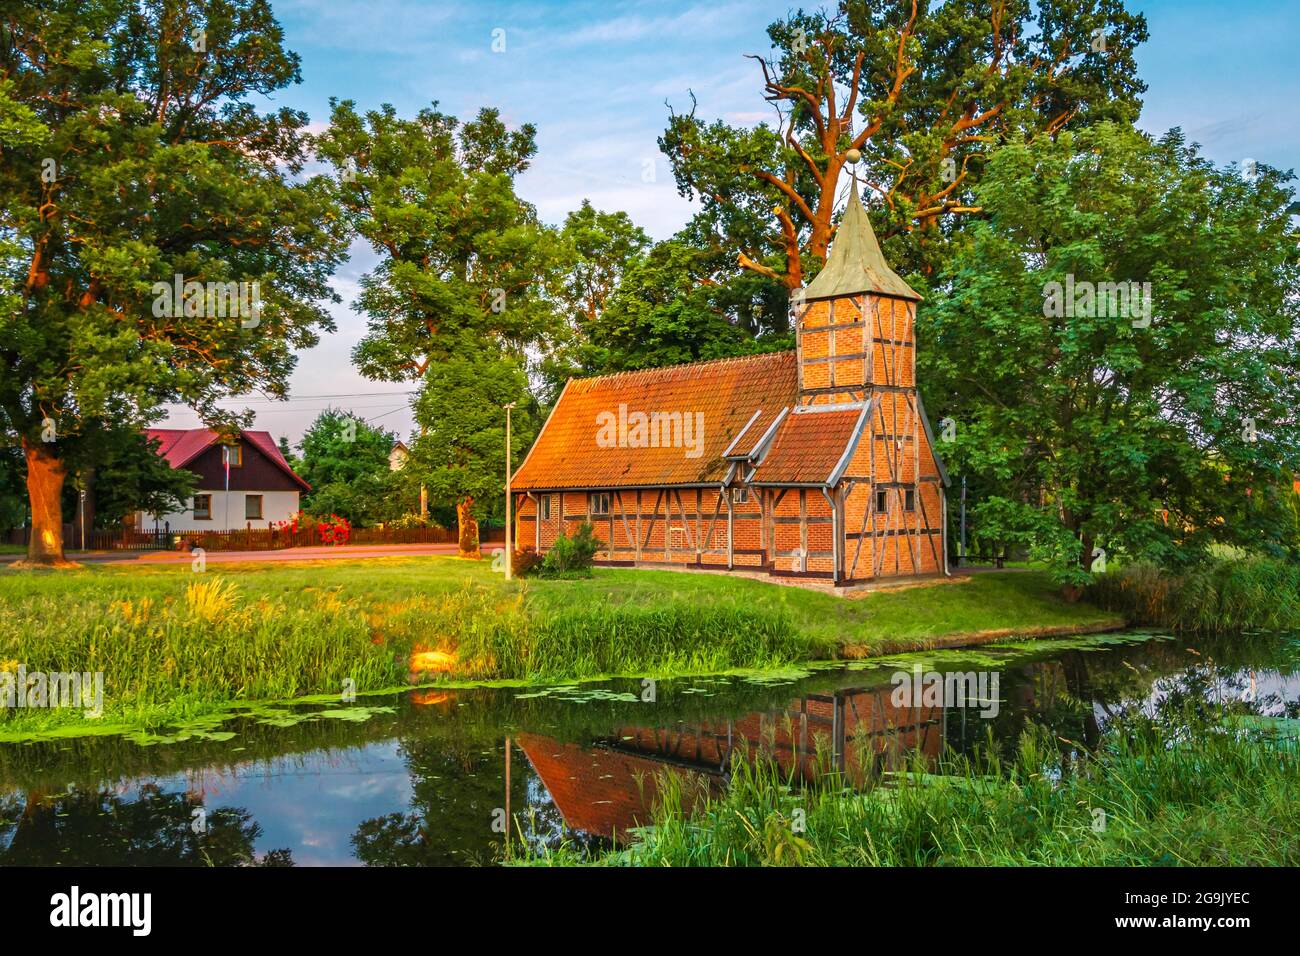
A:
[[0, 543, 498, 566]]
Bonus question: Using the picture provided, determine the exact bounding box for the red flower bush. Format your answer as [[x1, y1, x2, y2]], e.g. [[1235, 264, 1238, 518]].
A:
[[275, 511, 350, 545], [317, 513, 351, 545]]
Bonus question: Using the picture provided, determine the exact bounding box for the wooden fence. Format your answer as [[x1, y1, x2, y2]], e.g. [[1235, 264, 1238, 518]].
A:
[[4, 524, 505, 553]]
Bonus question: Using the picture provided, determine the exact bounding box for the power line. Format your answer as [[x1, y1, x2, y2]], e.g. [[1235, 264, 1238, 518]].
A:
[[365, 406, 413, 424], [161, 390, 416, 405]]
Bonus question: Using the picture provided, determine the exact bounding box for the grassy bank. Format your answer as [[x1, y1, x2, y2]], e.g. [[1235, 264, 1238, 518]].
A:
[[1090, 557, 1300, 633], [523, 709, 1300, 866], [1, 557, 1118, 738]]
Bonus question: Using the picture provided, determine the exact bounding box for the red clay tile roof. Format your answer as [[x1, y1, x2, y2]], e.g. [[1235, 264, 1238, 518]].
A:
[[145, 427, 310, 491], [512, 351, 798, 490], [750, 405, 865, 485], [725, 405, 787, 459]]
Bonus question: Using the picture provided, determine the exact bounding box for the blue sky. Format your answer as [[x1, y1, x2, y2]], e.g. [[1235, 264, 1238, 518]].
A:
[[158, 0, 1300, 444]]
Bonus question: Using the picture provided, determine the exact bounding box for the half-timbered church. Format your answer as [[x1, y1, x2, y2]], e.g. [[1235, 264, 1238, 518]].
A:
[[512, 184, 949, 585]]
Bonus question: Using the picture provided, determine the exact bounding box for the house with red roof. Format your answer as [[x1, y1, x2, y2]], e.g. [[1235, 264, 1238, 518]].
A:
[[135, 427, 310, 532], [511, 185, 950, 584]]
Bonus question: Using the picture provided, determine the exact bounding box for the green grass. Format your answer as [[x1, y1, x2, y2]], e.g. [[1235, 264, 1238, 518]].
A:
[[1090, 556, 1300, 633], [521, 708, 1300, 867], [523, 566, 1120, 652], [0, 556, 1119, 738]]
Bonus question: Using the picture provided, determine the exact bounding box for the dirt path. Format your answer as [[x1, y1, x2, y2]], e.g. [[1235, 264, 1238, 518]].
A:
[[0, 542, 484, 566]]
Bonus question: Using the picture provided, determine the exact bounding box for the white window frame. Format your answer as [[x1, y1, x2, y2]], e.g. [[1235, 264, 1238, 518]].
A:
[[731, 486, 749, 504], [590, 492, 611, 516]]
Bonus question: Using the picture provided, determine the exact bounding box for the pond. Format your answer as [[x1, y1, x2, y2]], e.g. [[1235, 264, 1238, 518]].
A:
[[1, 629, 1297, 866]]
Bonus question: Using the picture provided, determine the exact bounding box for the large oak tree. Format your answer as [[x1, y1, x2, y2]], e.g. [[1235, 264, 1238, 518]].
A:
[[0, 0, 345, 565], [660, 0, 1148, 290], [314, 101, 562, 552], [922, 123, 1300, 587]]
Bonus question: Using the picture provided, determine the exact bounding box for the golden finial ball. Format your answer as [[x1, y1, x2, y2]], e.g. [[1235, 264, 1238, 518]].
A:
[[845, 148, 861, 164]]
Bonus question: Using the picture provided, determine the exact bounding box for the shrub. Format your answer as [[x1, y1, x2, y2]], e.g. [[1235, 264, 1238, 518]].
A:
[[316, 513, 351, 545], [386, 513, 443, 531], [541, 522, 604, 575], [512, 547, 544, 577]]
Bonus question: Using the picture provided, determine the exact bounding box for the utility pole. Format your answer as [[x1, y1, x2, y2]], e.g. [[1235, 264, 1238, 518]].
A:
[[959, 475, 967, 567], [418, 425, 428, 518], [503, 402, 516, 581]]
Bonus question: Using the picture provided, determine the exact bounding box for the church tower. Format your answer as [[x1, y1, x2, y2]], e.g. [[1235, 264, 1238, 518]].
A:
[[792, 183, 949, 579]]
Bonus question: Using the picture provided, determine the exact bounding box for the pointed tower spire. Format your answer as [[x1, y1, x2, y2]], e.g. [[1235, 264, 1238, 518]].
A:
[[803, 183, 920, 302]]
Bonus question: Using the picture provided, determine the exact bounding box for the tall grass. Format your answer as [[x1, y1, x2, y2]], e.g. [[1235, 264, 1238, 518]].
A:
[[1090, 556, 1300, 633], [0, 576, 806, 734], [524, 709, 1300, 866], [454, 597, 808, 681], [0, 578, 426, 733]]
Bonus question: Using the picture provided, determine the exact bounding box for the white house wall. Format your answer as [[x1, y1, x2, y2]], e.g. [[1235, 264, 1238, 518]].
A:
[[137, 490, 300, 532]]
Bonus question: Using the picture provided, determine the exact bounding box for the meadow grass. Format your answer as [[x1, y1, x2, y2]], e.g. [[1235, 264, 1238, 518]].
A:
[[523, 708, 1300, 867], [0, 556, 1117, 737]]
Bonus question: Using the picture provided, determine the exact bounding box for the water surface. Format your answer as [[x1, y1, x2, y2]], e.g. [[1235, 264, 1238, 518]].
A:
[[2, 630, 1296, 865]]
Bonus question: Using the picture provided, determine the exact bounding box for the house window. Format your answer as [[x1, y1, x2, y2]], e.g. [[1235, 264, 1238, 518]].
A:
[[875, 489, 888, 512], [590, 492, 611, 516], [731, 486, 749, 504], [245, 494, 263, 520], [904, 489, 916, 512], [539, 495, 552, 520], [224, 444, 243, 467], [193, 494, 212, 520]]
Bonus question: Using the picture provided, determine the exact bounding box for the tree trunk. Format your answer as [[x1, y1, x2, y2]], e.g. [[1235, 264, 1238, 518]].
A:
[[21, 438, 75, 568], [1060, 531, 1094, 603], [456, 497, 480, 559]]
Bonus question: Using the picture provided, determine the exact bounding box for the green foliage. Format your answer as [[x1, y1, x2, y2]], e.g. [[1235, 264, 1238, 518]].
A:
[[384, 512, 443, 531], [297, 409, 396, 488], [0, 576, 416, 735], [924, 123, 1300, 584], [409, 351, 534, 521], [314, 100, 558, 532], [70, 424, 196, 527], [540, 522, 604, 575], [295, 409, 406, 526], [571, 236, 789, 377], [1089, 556, 1300, 633], [0, 446, 27, 530], [0, 0, 346, 468], [538, 201, 651, 396], [314, 100, 561, 379]]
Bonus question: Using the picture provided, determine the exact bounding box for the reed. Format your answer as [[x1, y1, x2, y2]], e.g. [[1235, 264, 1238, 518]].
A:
[[1090, 556, 1300, 633]]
